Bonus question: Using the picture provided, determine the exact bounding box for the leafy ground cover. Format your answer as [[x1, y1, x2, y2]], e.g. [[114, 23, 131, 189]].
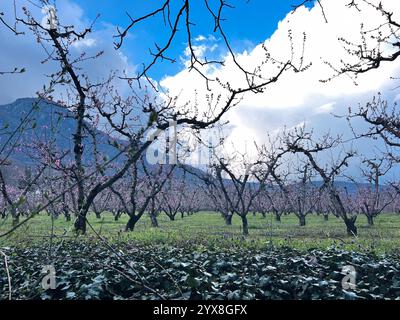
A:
[[1, 212, 400, 253], [1, 241, 400, 300], [1, 213, 400, 300]]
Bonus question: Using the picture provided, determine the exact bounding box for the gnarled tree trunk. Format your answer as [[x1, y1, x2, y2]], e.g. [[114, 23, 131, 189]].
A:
[[299, 215, 306, 226], [150, 214, 159, 227], [125, 215, 140, 232], [74, 213, 87, 234], [225, 214, 233, 226], [345, 218, 358, 236], [241, 215, 249, 236]]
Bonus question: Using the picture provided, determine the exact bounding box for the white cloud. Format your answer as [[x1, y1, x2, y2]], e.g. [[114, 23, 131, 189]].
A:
[[0, 0, 136, 105], [71, 38, 97, 48], [315, 102, 335, 114], [160, 0, 400, 164], [1, 0, 400, 176], [194, 35, 207, 42]]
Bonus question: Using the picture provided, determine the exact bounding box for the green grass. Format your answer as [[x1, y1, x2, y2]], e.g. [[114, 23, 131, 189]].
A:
[[1, 212, 400, 253]]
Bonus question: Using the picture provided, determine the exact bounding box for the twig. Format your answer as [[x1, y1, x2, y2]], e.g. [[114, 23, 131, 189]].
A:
[[84, 218, 166, 300], [0, 249, 12, 300], [151, 257, 183, 297]]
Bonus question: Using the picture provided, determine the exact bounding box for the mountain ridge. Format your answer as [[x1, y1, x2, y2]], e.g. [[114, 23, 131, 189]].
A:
[[0, 98, 204, 184], [0, 98, 371, 192]]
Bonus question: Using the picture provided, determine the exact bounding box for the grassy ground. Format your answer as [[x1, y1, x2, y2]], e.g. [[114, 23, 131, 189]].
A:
[[1, 212, 400, 253]]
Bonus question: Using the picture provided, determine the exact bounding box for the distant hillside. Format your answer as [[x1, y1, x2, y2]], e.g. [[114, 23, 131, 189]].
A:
[[1, 98, 371, 191], [0, 98, 203, 184], [0, 98, 121, 167], [310, 180, 361, 194]]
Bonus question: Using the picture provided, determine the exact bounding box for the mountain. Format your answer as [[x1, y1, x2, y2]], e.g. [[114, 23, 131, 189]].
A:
[[0, 98, 369, 191], [0, 98, 122, 167], [0, 98, 204, 185], [309, 180, 360, 194]]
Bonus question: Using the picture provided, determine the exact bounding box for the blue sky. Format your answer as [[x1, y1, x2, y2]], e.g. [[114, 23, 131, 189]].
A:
[[1, 0, 400, 181], [78, 0, 304, 80]]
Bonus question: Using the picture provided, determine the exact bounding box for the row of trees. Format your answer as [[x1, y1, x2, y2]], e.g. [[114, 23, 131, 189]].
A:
[[185, 123, 400, 236], [1, 134, 399, 237], [0, 0, 399, 239]]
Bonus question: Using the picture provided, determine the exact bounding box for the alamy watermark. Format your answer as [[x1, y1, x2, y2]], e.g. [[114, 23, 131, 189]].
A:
[[146, 120, 178, 165], [145, 121, 254, 169], [41, 265, 57, 290], [341, 265, 356, 290]]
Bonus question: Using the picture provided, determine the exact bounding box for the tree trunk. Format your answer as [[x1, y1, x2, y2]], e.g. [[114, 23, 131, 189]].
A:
[[95, 211, 101, 219], [261, 212, 266, 218], [299, 215, 306, 226], [73, 92, 86, 234], [275, 212, 281, 222], [125, 215, 140, 232], [367, 215, 374, 226], [241, 215, 249, 236], [168, 215, 175, 221], [114, 210, 122, 221], [181, 211, 184, 219], [345, 218, 358, 236], [12, 215, 19, 227], [324, 214, 329, 221], [74, 214, 87, 234], [225, 214, 233, 226], [74, 200, 92, 234], [150, 214, 159, 227]]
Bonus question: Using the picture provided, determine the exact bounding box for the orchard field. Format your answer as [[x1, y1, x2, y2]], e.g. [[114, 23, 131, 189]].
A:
[[2, 0, 400, 303], [2, 212, 400, 252], [1, 212, 400, 300]]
